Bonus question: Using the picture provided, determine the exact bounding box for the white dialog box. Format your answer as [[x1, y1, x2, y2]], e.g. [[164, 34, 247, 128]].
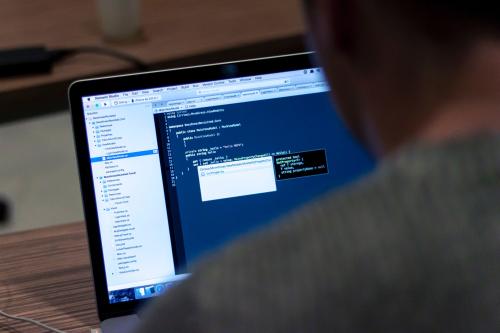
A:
[[197, 156, 277, 202]]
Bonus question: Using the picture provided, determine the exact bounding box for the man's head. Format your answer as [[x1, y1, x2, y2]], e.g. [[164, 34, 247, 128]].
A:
[[304, 0, 500, 156]]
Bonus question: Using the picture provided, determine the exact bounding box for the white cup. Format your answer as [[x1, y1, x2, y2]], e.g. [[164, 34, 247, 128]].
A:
[[97, 0, 141, 41]]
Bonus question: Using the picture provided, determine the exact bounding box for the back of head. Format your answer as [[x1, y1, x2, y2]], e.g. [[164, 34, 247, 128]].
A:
[[304, 0, 500, 155], [398, 1, 499, 24], [382, 0, 500, 44]]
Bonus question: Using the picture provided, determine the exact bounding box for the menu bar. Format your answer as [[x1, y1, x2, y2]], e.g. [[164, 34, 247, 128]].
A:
[[82, 68, 324, 109]]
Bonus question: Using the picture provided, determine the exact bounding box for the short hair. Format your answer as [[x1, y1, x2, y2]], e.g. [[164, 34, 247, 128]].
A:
[[303, 0, 500, 36], [416, 1, 500, 27], [385, 1, 500, 37]]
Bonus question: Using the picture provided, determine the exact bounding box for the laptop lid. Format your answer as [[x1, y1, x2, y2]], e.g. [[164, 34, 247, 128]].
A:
[[69, 52, 373, 321]]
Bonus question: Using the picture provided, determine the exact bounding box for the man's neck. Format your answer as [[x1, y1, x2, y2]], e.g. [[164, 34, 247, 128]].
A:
[[375, 40, 500, 157], [417, 101, 500, 144]]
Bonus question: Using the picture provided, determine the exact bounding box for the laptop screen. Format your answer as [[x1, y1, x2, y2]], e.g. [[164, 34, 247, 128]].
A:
[[81, 66, 373, 305]]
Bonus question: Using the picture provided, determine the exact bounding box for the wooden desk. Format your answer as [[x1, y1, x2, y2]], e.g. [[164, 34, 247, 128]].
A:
[[0, 0, 306, 123], [0, 222, 99, 333]]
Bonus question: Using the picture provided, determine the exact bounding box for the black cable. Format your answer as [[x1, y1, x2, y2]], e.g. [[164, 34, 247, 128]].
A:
[[50, 46, 148, 70], [51, 46, 148, 70], [0, 45, 148, 78]]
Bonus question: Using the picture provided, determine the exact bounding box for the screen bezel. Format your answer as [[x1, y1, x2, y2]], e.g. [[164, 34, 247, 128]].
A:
[[68, 52, 318, 321]]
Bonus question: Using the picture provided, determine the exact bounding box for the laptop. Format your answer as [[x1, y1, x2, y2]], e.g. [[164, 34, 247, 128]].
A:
[[69, 52, 373, 332]]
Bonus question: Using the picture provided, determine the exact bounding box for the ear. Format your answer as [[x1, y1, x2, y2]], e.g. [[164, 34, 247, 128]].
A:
[[307, 0, 361, 61]]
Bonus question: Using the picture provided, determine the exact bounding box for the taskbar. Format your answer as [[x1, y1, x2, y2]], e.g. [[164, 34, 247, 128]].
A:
[[109, 274, 190, 304]]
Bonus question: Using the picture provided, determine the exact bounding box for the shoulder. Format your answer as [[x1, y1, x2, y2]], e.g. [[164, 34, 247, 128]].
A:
[[138, 172, 396, 331], [139, 136, 500, 332], [156, 169, 426, 329]]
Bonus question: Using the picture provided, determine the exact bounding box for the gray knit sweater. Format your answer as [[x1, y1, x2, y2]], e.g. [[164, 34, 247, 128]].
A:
[[137, 134, 500, 332]]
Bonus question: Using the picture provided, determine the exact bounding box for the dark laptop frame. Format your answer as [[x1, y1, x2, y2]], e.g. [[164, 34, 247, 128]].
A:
[[68, 52, 317, 321]]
